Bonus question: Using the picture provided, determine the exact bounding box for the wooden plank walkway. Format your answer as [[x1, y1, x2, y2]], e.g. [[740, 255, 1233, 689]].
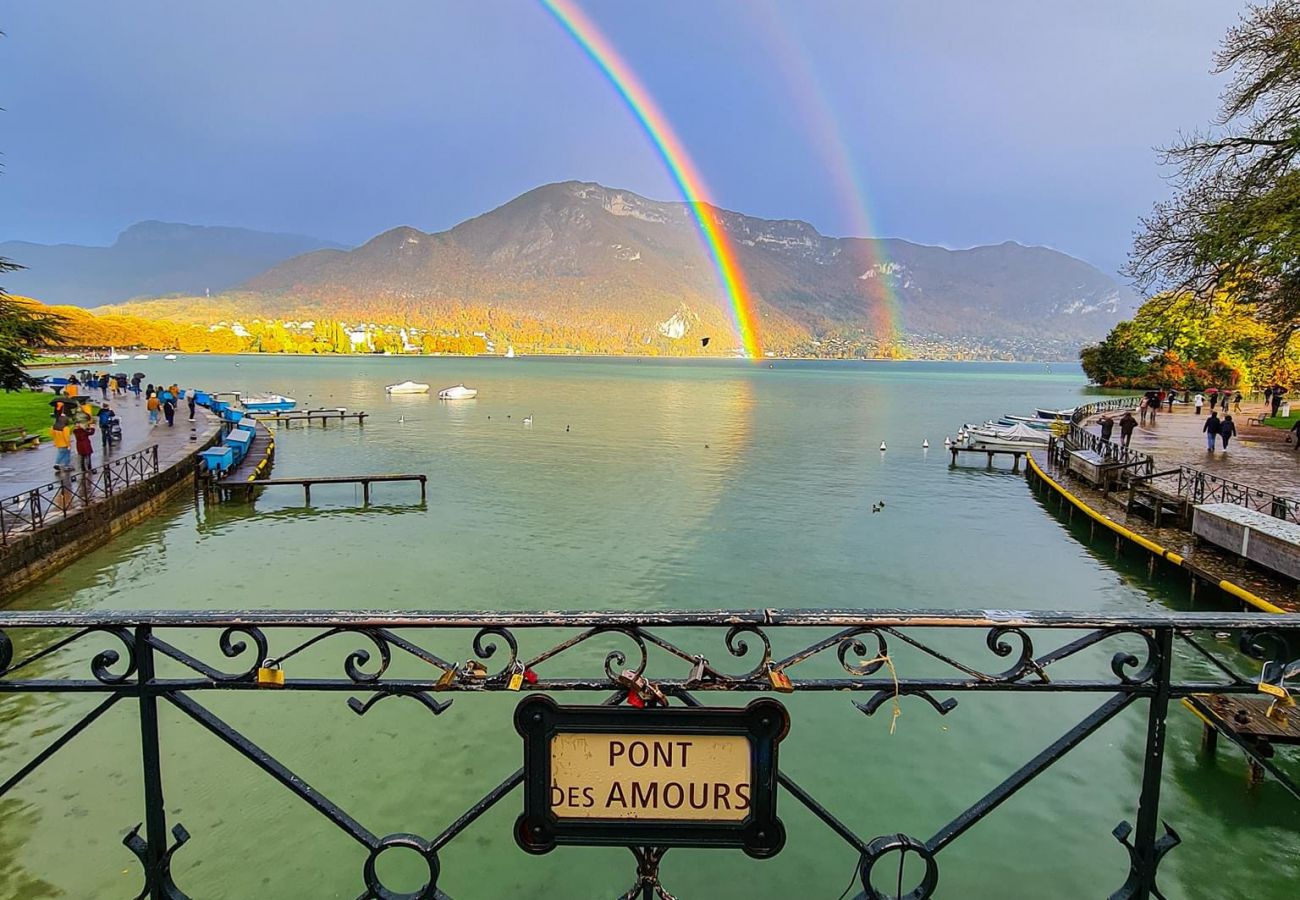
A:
[[1027, 450, 1299, 612]]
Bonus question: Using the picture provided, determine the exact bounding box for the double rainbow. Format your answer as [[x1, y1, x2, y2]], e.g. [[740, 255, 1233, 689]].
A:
[[539, 0, 763, 358]]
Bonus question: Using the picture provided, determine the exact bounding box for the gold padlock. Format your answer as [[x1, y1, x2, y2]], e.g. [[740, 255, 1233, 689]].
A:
[[436, 666, 459, 689], [687, 656, 708, 685], [256, 660, 285, 687], [507, 663, 525, 692], [463, 660, 488, 680], [767, 664, 794, 694]]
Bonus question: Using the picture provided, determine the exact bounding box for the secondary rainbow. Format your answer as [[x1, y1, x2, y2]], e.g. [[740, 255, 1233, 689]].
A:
[[753, 2, 904, 352], [539, 0, 763, 358]]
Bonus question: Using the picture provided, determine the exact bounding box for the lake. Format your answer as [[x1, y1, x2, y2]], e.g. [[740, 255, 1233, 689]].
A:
[[2, 356, 1296, 898]]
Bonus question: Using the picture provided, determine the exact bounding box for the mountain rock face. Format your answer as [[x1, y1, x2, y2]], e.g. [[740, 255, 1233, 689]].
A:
[[242, 182, 1135, 356], [0, 222, 344, 307]]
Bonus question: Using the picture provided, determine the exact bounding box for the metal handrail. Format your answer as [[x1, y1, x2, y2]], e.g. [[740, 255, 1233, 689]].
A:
[[0, 444, 160, 545], [1173, 465, 1300, 524], [0, 609, 1295, 898]]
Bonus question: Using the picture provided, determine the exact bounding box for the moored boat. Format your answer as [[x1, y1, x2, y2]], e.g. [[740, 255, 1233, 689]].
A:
[[386, 380, 430, 394], [241, 393, 297, 412], [962, 421, 1050, 451], [437, 384, 478, 400], [1034, 407, 1075, 421], [164, 354, 178, 360]]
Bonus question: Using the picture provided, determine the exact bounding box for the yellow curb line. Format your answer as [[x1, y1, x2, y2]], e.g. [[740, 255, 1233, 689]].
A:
[[1026, 454, 1284, 614]]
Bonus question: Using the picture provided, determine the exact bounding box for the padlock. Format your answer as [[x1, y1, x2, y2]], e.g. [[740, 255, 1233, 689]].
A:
[[436, 666, 459, 689], [463, 660, 488, 680], [687, 656, 708, 686], [256, 660, 285, 687], [507, 662, 525, 692], [766, 664, 794, 694]]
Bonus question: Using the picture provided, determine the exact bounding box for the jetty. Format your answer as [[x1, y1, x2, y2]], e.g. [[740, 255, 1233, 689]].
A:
[[949, 445, 1029, 471], [257, 409, 367, 427], [1026, 396, 1300, 613], [213, 473, 426, 503]]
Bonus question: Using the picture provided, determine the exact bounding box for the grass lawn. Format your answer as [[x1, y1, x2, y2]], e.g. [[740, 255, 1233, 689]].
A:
[[0, 389, 53, 436], [1263, 411, 1299, 429]]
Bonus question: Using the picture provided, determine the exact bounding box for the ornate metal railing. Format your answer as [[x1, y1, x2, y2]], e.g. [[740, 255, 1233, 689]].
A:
[[1, 608, 1297, 899], [1061, 398, 1155, 476], [0, 444, 159, 545], [1071, 397, 1145, 425], [1172, 466, 1300, 524]]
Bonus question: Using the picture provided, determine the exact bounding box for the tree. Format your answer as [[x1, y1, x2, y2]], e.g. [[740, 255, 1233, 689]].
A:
[[1079, 320, 1151, 385], [1127, 1, 1300, 346], [0, 258, 66, 390]]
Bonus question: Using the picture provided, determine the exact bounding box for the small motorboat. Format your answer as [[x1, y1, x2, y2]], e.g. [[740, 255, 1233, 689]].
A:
[[133, 354, 149, 360], [386, 381, 430, 395], [164, 354, 178, 360], [962, 421, 1050, 451], [1034, 407, 1075, 421], [241, 393, 297, 412], [438, 384, 478, 400]]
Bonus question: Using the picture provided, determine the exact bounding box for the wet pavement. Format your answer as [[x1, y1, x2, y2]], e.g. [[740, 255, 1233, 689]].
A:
[[0, 388, 216, 495], [1083, 397, 1300, 497]]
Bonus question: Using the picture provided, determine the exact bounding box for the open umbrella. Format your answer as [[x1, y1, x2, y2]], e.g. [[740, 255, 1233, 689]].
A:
[[133, 372, 146, 380]]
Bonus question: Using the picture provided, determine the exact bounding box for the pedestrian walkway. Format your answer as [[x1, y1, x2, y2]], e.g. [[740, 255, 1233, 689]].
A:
[[1083, 397, 1299, 498], [0, 388, 209, 495]]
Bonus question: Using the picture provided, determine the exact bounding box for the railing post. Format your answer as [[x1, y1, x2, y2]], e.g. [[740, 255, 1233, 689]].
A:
[[1130, 626, 1174, 899], [152, 444, 159, 476], [136, 626, 170, 900]]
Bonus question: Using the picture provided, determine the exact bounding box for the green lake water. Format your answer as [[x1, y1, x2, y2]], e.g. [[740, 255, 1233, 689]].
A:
[[1, 356, 1296, 898]]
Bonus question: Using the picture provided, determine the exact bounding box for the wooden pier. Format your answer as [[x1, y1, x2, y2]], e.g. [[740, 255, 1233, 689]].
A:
[[214, 473, 426, 503], [949, 446, 1028, 471], [1184, 693, 1300, 787], [257, 409, 368, 428]]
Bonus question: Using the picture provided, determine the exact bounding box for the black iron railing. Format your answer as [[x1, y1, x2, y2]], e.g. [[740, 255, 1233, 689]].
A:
[[1, 608, 1297, 899], [0, 444, 159, 544], [1171, 466, 1300, 524], [1062, 398, 1156, 476]]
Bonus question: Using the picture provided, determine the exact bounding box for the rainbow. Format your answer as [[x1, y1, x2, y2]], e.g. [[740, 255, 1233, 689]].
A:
[[752, 3, 905, 353], [539, 0, 763, 358]]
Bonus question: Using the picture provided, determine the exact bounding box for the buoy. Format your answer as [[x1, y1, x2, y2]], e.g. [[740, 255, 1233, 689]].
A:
[[922, 439, 929, 449], [879, 441, 887, 452]]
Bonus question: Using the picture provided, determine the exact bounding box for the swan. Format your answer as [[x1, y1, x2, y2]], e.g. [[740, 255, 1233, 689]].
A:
[[523, 415, 534, 426]]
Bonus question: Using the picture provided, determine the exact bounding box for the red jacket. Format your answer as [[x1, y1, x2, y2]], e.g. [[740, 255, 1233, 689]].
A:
[[72, 425, 95, 455]]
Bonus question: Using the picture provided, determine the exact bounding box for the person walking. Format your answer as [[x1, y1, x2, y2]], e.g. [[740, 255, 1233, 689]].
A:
[[1194, 393, 1204, 415], [98, 373, 110, 400], [1203, 411, 1221, 452], [1220, 414, 1238, 451], [1099, 414, 1115, 444], [1119, 411, 1138, 448], [147, 391, 161, 426], [1138, 396, 1149, 427], [1148, 392, 1159, 423], [1232, 391, 1243, 413], [1271, 385, 1285, 417], [187, 393, 197, 421], [1290, 417, 1300, 450], [72, 419, 96, 472], [1222, 390, 1232, 412], [162, 396, 176, 427], [50, 415, 72, 473], [97, 404, 115, 453]]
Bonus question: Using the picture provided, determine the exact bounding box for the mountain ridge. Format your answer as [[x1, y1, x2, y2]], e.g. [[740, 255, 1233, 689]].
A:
[[0, 222, 345, 307]]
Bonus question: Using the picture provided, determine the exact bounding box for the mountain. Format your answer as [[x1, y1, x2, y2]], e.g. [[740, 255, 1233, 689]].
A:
[[0, 221, 345, 307], [237, 182, 1136, 356]]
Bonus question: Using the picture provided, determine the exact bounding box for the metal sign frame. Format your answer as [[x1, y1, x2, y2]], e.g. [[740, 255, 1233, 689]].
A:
[[514, 695, 790, 857]]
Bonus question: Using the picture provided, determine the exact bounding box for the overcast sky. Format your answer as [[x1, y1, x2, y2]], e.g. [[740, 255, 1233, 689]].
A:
[[1, 1, 1247, 275]]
